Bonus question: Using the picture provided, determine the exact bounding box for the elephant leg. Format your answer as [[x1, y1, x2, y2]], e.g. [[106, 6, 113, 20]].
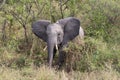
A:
[[58, 50, 66, 68], [53, 47, 57, 59]]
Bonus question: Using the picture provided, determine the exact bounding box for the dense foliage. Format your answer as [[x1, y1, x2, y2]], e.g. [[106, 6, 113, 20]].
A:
[[0, 0, 120, 78]]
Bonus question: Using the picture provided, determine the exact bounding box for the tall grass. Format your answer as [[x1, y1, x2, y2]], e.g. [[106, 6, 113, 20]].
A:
[[0, 65, 120, 80]]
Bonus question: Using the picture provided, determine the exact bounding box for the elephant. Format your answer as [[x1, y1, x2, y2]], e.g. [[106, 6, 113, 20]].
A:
[[32, 17, 80, 67]]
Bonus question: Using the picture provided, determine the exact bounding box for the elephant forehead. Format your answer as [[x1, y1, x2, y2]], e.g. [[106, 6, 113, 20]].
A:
[[47, 24, 63, 34]]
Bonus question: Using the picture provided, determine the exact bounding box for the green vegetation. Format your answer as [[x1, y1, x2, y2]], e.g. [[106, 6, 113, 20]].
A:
[[0, 0, 120, 80], [0, 65, 120, 80]]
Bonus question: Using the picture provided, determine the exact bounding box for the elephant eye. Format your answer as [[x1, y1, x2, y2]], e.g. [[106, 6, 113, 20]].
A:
[[58, 33, 60, 36]]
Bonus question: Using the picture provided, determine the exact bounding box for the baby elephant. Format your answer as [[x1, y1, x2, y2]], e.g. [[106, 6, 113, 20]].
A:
[[32, 17, 80, 67]]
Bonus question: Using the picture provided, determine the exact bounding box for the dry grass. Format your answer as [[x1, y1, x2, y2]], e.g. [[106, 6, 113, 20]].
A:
[[0, 65, 120, 80]]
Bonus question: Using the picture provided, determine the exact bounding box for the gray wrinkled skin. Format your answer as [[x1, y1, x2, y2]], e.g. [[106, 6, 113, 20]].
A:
[[47, 23, 64, 45]]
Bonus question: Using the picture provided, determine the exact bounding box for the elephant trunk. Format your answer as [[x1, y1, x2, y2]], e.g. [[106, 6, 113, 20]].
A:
[[47, 36, 57, 67]]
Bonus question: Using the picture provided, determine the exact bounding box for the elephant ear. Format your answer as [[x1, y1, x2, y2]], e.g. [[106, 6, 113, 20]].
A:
[[32, 20, 51, 42], [62, 18, 80, 45]]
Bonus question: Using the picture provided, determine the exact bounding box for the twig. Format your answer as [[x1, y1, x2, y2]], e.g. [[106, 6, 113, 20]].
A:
[[62, 0, 70, 6], [37, 3, 46, 16], [1, 19, 7, 41], [59, 0, 64, 18]]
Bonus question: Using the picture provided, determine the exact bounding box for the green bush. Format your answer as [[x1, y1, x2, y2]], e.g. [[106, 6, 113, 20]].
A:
[[0, 0, 120, 74], [64, 37, 120, 72]]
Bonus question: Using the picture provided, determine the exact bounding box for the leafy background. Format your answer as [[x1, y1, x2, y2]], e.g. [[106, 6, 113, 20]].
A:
[[0, 0, 120, 80]]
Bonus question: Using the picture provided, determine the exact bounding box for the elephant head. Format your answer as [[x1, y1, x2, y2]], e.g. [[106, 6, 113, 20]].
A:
[[32, 17, 80, 67]]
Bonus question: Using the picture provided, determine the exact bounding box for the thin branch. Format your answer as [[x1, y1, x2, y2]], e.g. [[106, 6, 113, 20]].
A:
[[1, 19, 7, 41], [59, 0, 64, 18], [34, 0, 46, 17], [62, 0, 70, 6], [58, 0, 70, 17], [37, 3, 46, 16], [0, 0, 6, 9], [34, 0, 40, 11], [10, 11, 24, 25], [24, 3, 32, 25]]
